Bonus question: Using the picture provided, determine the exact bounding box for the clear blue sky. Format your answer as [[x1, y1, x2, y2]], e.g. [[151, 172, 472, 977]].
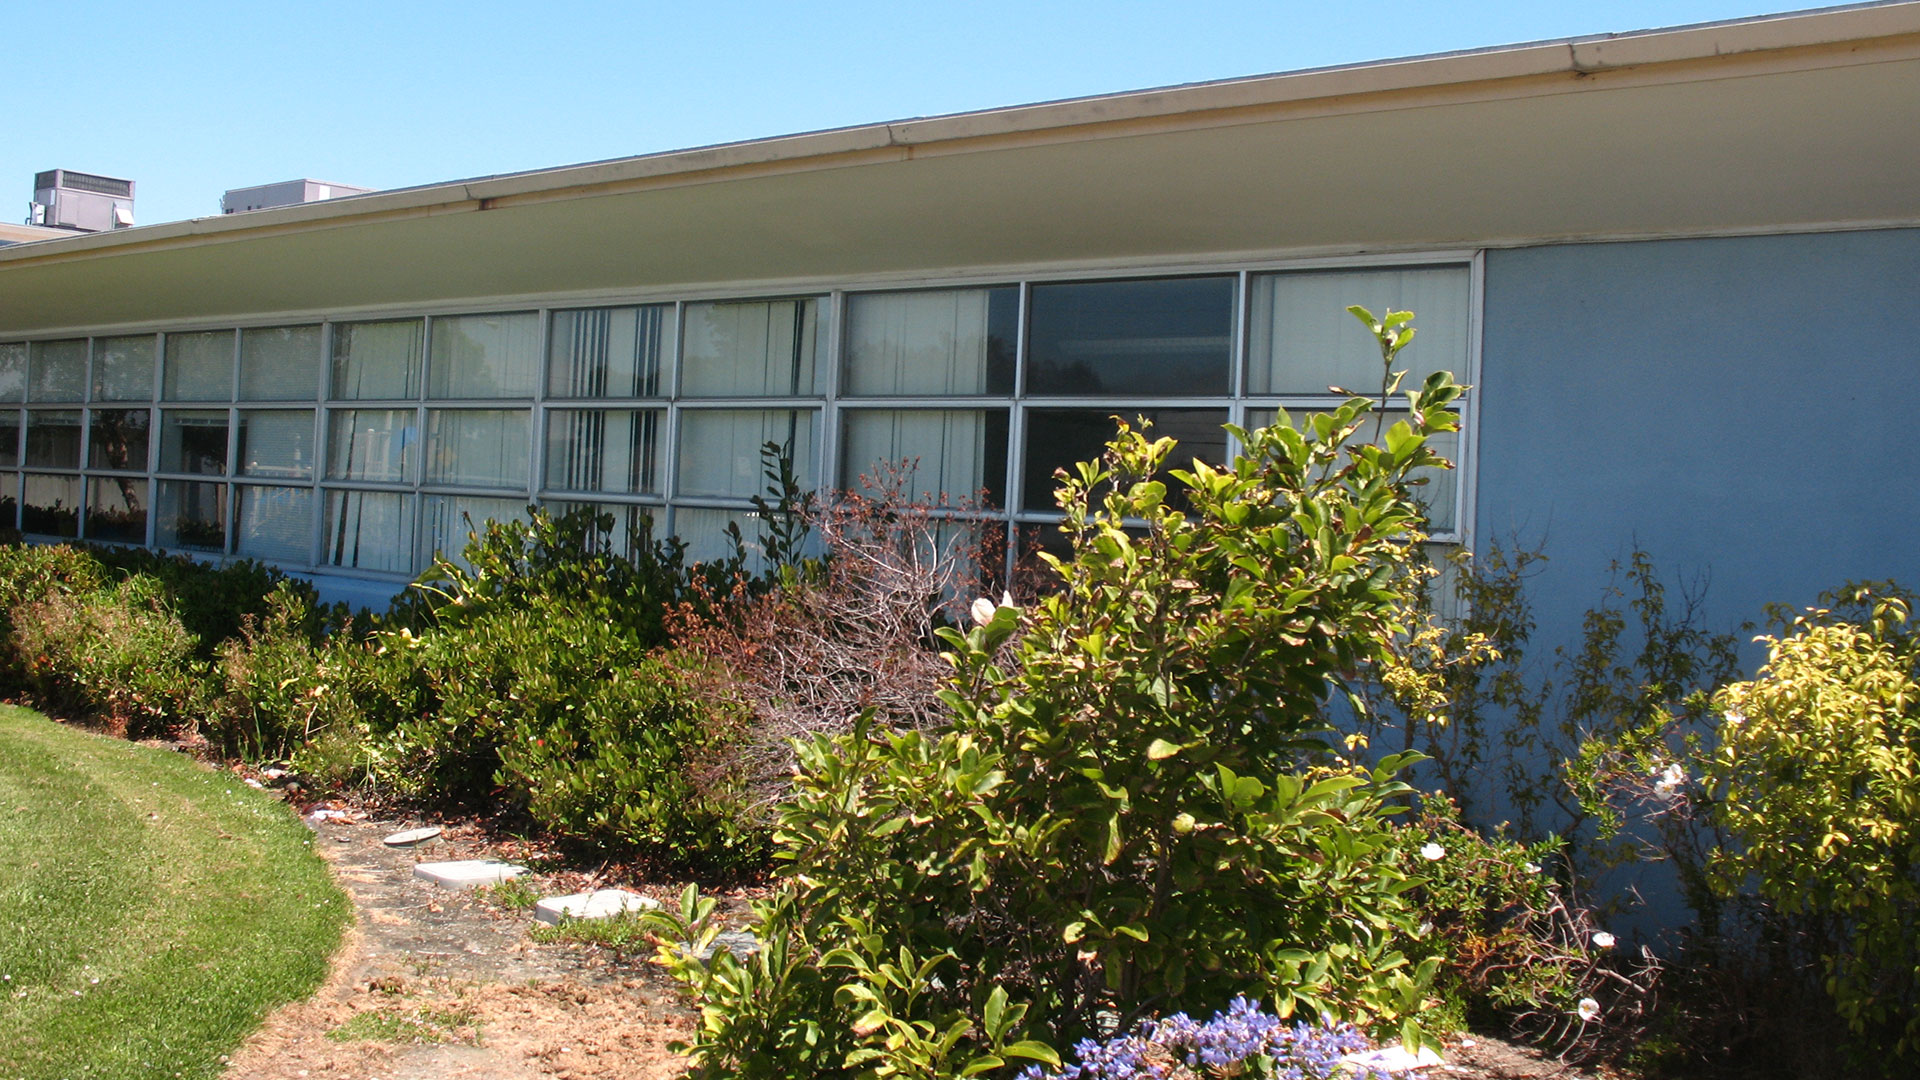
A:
[[10, 0, 1813, 227]]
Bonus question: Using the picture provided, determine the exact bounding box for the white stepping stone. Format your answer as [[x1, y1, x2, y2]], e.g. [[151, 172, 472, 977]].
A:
[[1339, 1045, 1444, 1074], [534, 888, 661, 925], [413, 859, 528, 890], [383, 826, 443, 847]]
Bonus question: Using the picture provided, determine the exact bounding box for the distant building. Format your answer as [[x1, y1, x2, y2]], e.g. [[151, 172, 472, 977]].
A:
[[27, 170, 134, 233], [221, 179, 371, 215]]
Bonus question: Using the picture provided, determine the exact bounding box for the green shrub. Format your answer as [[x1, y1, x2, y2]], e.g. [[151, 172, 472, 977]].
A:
[[650, 308, 1463, 1078], [8, 575, 205, 738], [89, 546, 334, 655], [1707, 585, 1920, 1060], [209, 583, 364, 762]]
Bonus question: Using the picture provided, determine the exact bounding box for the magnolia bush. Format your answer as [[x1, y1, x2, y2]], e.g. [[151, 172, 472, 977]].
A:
[[648, 309, 1465, 1078]]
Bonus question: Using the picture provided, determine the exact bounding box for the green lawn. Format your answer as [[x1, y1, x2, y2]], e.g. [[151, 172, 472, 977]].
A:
[[0, 706, 349, 1079]]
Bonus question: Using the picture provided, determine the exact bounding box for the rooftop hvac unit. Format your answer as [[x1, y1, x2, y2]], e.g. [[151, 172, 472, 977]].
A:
[[28, 169, 135, 232]]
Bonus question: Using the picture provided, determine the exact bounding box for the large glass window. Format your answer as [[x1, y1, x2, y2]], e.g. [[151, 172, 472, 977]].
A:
[[680, 299, 822, 397], [1026, 277, 1233, 396], [1021, 408, 1229, 513], [841, 409, 1007, 506], [549, 306, 668, 398], [237, 410, 315, 479], [425, 408, 529, 488], [87, 477, 148, 544], [844, 288, 1017, 397], [331, 320, 422, 400], [89, 409, 150, 471], [324, 490, 415, 572], [22, 474, 81, 537], [429, 313, 539, 399], [93, 335, 156, 401], [156, 480, 226, 551], [29, 341, 86, 402], [0, 343, 25, 403], [236, 486, 313, 564], [240, 325, 322, 401], [676, 409, 815, 498], [24, 411, 81, 469], [163, 331, 235, 401], [1248, 267, 1470, 395], [546, 409, 662, 495], [327, 409, 417, 483], [0, 411, 19, 468], [421, 495, 528, 568], [159, 411, 229, 475]]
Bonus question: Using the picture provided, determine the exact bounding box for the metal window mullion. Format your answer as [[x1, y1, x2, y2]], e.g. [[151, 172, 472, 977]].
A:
[[821, 290, 844, 496], [1005, 283, 1032, 583], [309, 321, 332, 568]]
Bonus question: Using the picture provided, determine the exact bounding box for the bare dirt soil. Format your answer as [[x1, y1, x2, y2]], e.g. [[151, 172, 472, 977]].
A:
[[223, 812, 695, 1080], [223, 806, 1602, 1080]]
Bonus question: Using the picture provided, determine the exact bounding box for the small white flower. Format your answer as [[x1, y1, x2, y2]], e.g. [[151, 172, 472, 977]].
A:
[[1417, 921, 1434, 936], [1576, 997, 1601, 1022], [1523, 861, 1542, 874], [1652, 763, 1687, 799], [969, 597, 996, 627], [1723, 709, 1745, 726], [1592, 931, 1616, 949], [1420, 842, 1446, 861]]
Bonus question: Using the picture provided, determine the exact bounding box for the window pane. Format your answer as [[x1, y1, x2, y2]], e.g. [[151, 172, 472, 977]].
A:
[[327, 408, 416, 483], [1245, 407, 1459, 533], [24, 410, 81, 468], [163, 331, 235, 401], [428, 312, 539, 399], [0, 343, 24, 403], [160, 410, 229, 475], [840, 409, 1007, 506], [87, 477, 147, 544], [22, 474, 81, 537], [240, 325, 322, 401], [1248, 266, 1470, 395], [1021, 408, 1228, 513], [548, 306, 668, 398], [237, 410, 315, 480], [89, 409, 150, 471], [680, 299, 822, 397], [0, 475, 15, 531], [545, 409, 663, 494], [1026, 277, 1233, 396], [29, 340, 86, 402], [420, 494, 529, 569], [844, 288, 1017, 396], [0, 410, 20, 468], [324, 489, 416, 572], [236, 485, 314, 564], [676, 409, 815, 499], [156, 480, 227, 552], [425, 409, 529, 488], [93, 335, 155, 401], [330, 320, 422, 400]]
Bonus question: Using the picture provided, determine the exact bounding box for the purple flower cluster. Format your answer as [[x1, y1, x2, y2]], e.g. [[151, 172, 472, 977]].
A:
[[1020, 996, 1383, 1080]]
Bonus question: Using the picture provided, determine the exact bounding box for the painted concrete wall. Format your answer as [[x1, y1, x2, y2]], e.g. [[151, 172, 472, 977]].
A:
[[1478, 229, 1920, 930], [1480, 228, 1920, 667]]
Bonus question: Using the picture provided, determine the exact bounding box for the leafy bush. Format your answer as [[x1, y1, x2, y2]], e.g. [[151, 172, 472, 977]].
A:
[[89, 546, 334, 656], [1397, 795, 1657, 1059], [1705, 585, 1920, 1060], [209, 583, 365, 762], [8, 575, 205, 738], [650, 309, 1464, 1078]]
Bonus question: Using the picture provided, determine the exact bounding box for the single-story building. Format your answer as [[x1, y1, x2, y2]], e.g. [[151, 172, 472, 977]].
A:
[[1, 1, 1916, 664]]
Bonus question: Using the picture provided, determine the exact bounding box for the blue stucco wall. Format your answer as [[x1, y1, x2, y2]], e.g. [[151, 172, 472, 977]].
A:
[[1478, 228, 1920, 933], [1480, 228, 1920, 667]]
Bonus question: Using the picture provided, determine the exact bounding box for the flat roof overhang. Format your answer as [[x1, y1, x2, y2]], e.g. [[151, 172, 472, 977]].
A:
[[4, 3, 1920, 337]]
